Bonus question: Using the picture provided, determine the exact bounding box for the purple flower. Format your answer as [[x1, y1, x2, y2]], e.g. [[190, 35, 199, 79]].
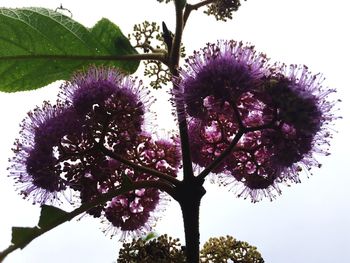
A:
[[9, 66, 155, 206], [60, 66, 123, 115], [60, 66, 151, 153], [180, 42, 338, 202], [9, 102, 82, 204], [100, 133, 181, 236], [60, 66, 150, 117], [104, 188, 160, 236], [125, 133, 182, 177], [174, 40, 271, 119], [188, 97, 239, 173], [257, 64, 338, 183], [58, 130, 181, 236]]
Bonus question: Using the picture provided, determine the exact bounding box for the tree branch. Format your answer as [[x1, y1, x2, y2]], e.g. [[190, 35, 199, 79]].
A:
[[0, 180, 174, 262], [184, 0, 217, 25]]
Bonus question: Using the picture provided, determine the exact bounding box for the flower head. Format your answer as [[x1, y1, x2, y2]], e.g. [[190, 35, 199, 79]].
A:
[[188, 97, 239, 173], [257, 64, 338, 180], [9, 66, 155, 206], [187, 97, 282, 201], [179, 42, 338, 202], [104, 188, 160, 236], [175, 40, 270, 119], [201, 235, 264, 263], [101, 133, 181, 236], [61, 66, 151, 153], [60, 66, 123, 115], [9, 102, 82, 204]]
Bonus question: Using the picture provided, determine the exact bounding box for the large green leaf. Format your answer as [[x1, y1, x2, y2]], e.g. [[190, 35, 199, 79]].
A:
[[90, 18, 138, 72], [0, 8, 139, 92]]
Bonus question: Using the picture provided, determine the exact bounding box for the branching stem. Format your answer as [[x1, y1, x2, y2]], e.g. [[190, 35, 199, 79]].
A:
[[198, 130, 244, 181], [184, 0, 217, 25], [197, 123, 276, 182], [0, 180, 174, 263], [98, 144, 181, 186]]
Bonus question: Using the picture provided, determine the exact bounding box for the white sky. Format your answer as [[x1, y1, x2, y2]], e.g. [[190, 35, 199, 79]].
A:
[[0, 0, 349, 262]]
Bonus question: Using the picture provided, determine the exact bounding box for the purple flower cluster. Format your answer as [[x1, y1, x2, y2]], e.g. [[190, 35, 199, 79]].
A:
[[176, 40, 337, 202], [9, 66, 181, 235], [104, 133, 181, 236], [10, 102, 82, 203]]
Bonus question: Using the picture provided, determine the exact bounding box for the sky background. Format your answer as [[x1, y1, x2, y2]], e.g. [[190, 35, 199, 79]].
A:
[[0, 0, 349, 262]]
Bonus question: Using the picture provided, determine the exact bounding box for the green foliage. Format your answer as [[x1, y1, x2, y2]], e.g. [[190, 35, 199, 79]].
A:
[[142, 232, 158, 242], [0, 180, 138, 261], [38, 205, 69, 228], [11, 227, 41, 249], [90, 18, 139, 71], [8, 205, 68, 250], [0, 8, 138, 92]]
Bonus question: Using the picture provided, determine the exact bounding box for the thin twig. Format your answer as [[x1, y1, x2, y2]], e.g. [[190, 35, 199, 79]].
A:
[[184, 0, 217, 25], [0, 180, 175, 262], [197, 130, 244, 181], [98, 144, 181, 186]]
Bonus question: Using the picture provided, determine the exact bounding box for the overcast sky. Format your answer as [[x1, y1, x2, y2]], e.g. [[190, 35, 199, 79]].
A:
[[0, 0, 349, 262]]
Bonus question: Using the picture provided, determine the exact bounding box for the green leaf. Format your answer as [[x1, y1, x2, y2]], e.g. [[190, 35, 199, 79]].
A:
[[0, 8, 139, 92], [38, 205, 69, 228], [9, 205, 69, 249], [11, 227, 41, 249], [1, 184, 136, 259], [90, 18, 138, 73]]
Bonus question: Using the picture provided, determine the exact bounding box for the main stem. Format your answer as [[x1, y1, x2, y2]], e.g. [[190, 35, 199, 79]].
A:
[[170, 1, 219, 262], [169, 1, 203, 261], [175, 179, 206, 263]]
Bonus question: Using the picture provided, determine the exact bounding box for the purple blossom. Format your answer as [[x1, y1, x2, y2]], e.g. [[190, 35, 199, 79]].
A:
[[9, 66, 155, 207], [188, 97, 239, 173], [179, 43, 338, 201], [174, 40, 271, 119], [9, 102, 82, 204], [60, 66, 151, 153], [104, 188, 160, 236], [101, 133, 181, 236], [60, 66, 150, 118], [124, 133, 182, 177], [60, 66, 123, 115]]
